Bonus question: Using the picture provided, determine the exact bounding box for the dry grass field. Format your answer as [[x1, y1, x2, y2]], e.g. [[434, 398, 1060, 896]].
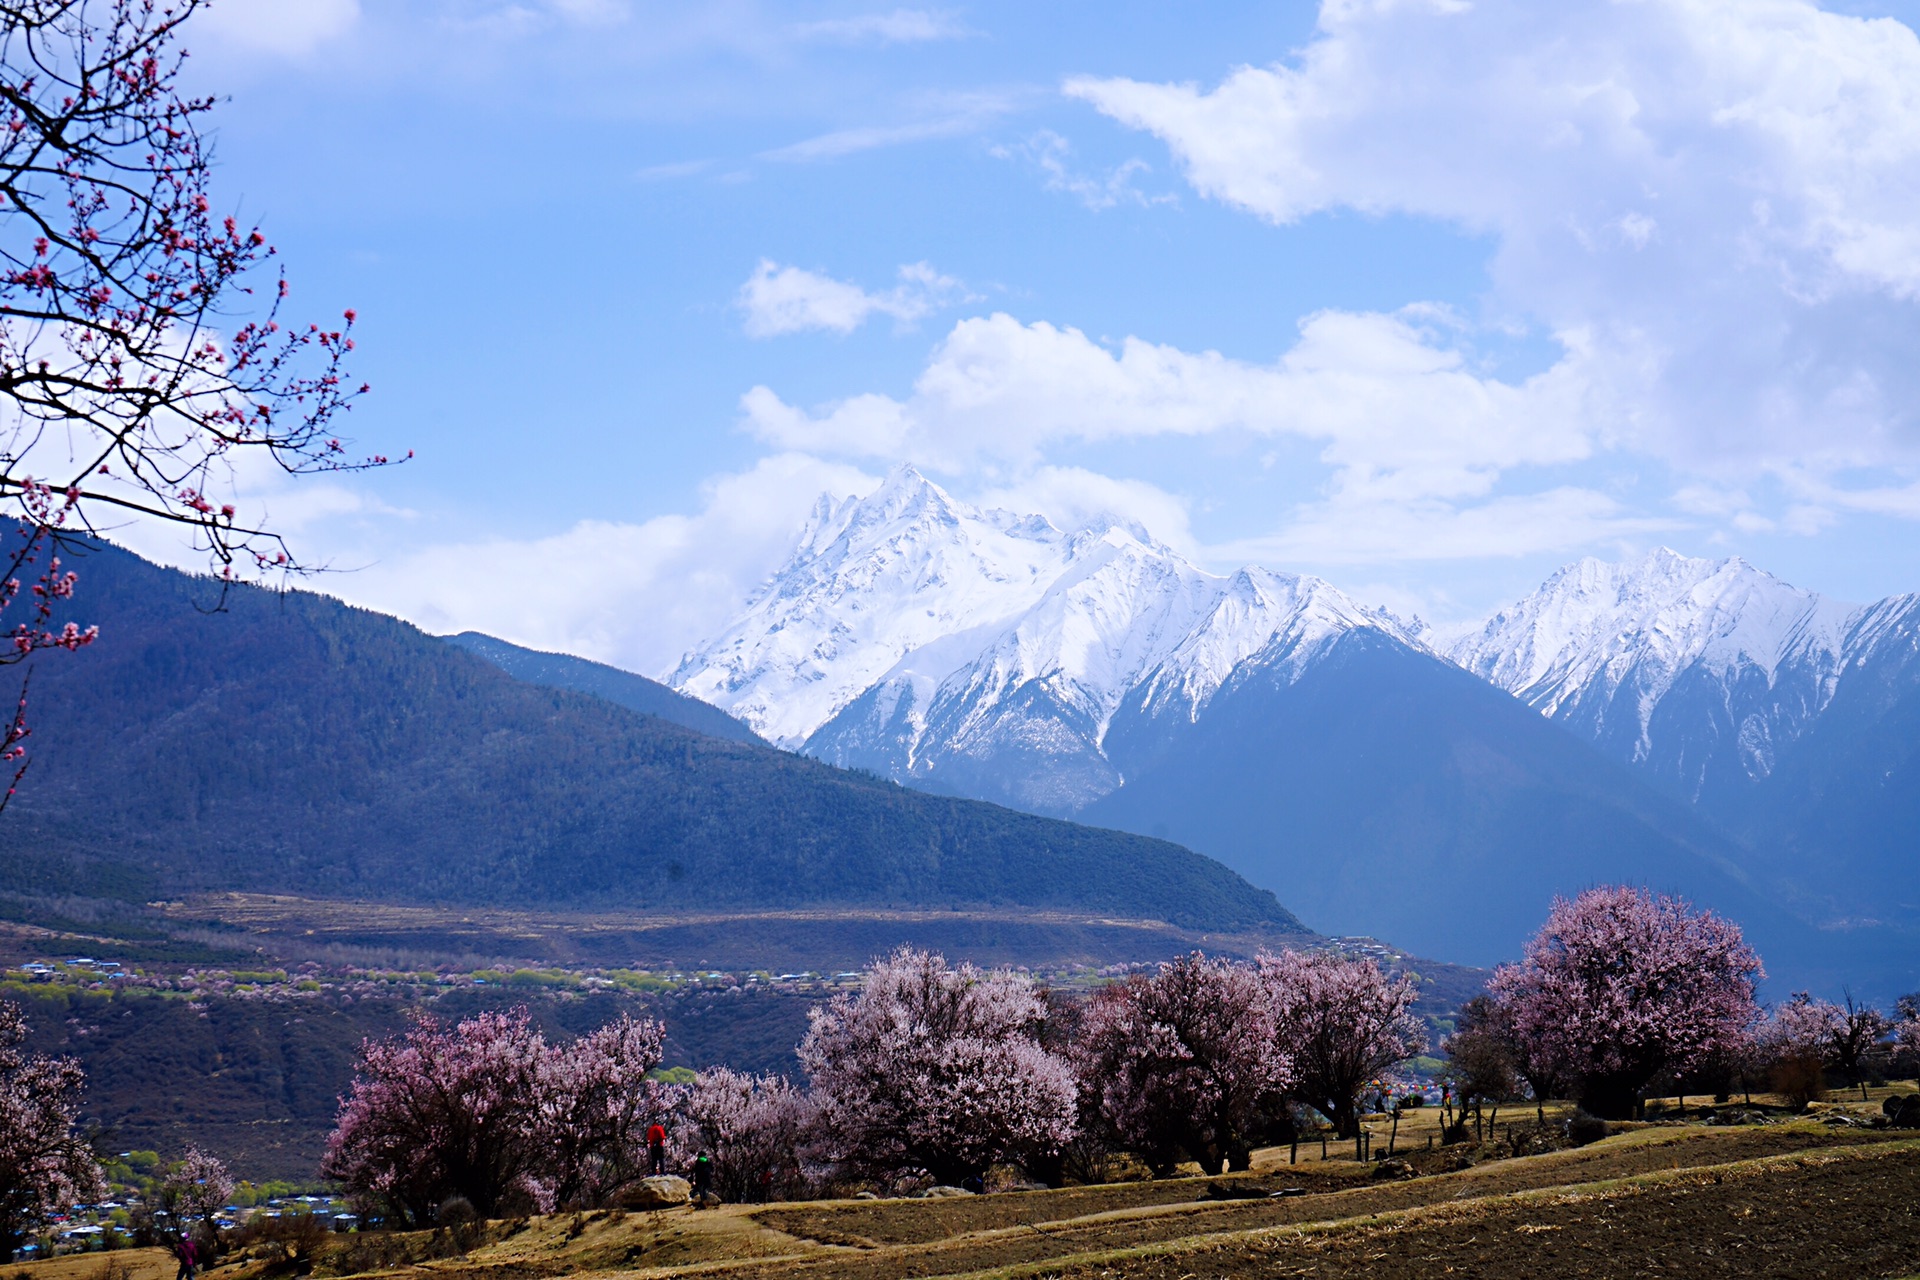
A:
[[18, 1106, 1912, 1280]]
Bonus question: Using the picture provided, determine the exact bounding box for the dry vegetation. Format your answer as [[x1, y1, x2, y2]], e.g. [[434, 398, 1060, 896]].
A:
[[19, 1108, 1911, 1280]]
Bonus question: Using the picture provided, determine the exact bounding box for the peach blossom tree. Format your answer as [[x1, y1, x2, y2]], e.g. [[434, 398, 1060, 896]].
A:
[[799, 947, 1077, 1189], [1489, 887, 1762, 1120], [1073, 952, 1290, 1176]]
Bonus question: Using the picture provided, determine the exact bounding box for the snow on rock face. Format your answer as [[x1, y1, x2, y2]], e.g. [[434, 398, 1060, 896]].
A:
[[669, 466, 1079, 746], [671, 465, 1417, 791], [1447, 548, 1861, 791]]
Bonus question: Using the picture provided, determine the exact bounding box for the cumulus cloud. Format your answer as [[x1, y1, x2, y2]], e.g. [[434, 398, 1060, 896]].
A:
[[745, 308, 1598, 496], [330, 454, 880, 678], [1067, 0, 1920, 497], [791, 9, 969, 45], [735, 306, 1672, 561], [197, 0, 361, 55], [737, 259, 968, 336]]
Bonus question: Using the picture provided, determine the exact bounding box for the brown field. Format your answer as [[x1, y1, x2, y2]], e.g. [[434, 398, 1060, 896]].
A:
[[20, 1117, 1910, 1280]]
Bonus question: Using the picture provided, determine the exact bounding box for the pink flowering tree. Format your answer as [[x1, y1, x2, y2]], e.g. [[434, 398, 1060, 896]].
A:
[[1766, 992, 1890, 1096], [1073, 953, 1290, 1176], [1889, 994, 1920, 1079], [536, 1014, 673, 1210], [0, 998, 105, 1262], [1259, 949, 1425, 1140], [680, 1069, 814, 1203], [0, 0, 384, 806], [799, 947, 1077, 1189], [1488, 887, 1763, 1120], [323, 1009, 548, 1225], [158, 1144, 232, 1242]]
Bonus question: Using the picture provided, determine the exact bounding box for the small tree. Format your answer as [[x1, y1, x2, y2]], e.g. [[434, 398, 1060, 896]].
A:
[[537, 1014, 673, 1210], [158, 1145, 232, 1244], [0, 998, 105, 1261], [1767, 992, 1891, 1099], [1259, 949, 1425, 1140], [799, 947, 1077, 1189], [1439, 996, 1521, 1141], [1760, 995, 1833, 1108], [323, 1009, 548, 1225], [680, 1069, 812, 1203], [1489, 887, 1762, 1120], [1893, 994, 1920, 1078], [1073, 953, 1289, 1176]]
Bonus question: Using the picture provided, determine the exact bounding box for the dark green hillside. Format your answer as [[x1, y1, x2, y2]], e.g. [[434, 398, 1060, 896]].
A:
[[446, 630, 767, 746], [4, 537, 1296, 932]]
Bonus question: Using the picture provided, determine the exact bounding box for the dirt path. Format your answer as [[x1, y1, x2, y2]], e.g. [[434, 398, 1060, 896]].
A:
[[721, 1127, 1895, 1279], [1015, 1141, 1920, 1280]]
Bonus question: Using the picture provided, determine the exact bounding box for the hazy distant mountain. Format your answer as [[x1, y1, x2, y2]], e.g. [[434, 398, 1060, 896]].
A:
[[3, 535, 1300, 933], [1447, 549, 1860, 813], [1453, 550, 1920, 935], [447, 631, 765, 745]]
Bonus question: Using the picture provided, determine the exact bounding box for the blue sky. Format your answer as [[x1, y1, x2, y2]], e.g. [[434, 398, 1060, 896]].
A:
[[137, 0, 1920, 672]]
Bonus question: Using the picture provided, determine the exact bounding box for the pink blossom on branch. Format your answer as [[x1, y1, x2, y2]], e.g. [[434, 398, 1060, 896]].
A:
[[1073, 952, 1290, 1176], [1259, 948, 1425, 1140], [1488, 887, 1763, 1120], [680, 1068, 814, 1203], [0, 998, 107, 1262], [535, 1013, 674, 1210], [799, 947, 1077, 1189]]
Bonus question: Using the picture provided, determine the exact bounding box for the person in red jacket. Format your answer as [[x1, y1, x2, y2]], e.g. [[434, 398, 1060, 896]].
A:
[[647, 1121, 667, 1175], [172, 1234, 198, 1280]]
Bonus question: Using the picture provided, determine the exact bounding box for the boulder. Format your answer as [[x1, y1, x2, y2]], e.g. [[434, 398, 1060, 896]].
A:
[[1884, 1095, 1920, 1129], [620, 1176, 691, 1210], [1370, 1159, 1415, 1181], [915, 1185, 973, 1198]]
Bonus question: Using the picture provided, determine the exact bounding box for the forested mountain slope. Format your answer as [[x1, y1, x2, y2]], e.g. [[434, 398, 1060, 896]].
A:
[[446, 630, 766, 746], [1, 537, 1299, 932]]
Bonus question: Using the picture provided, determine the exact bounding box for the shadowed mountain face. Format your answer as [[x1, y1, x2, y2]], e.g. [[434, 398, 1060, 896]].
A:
[[445, 631, 766, 746], [1, 537, 1300, 934], [1080, 630, 1841, 983]]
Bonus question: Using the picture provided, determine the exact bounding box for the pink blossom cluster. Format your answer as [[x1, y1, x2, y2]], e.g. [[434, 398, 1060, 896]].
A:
[[322, 1009, 671, 1224], [0, 1000, 106, 1260], [799, 947, 1078, 1189], [1487, 887, 1763, 1119]]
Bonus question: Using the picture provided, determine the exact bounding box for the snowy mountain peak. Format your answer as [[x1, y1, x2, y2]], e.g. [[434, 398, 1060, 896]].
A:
[[1450, 547, 1870, 795], [670, 471, 1414, 769]]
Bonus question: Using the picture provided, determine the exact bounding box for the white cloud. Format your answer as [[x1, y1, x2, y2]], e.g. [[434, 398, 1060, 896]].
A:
[[737, 259, 968, 336], [197, 0, 361, 55], [762, 89, 1027, 161], [1067, 0, 1920, 482], [739, 306, 1648, 561], [331, 454, 880, 678], [974, 466, 1200, 556], [791, 9, 969, 45], [992, 131, 1177, 211], [744, 308, 1597, 493]]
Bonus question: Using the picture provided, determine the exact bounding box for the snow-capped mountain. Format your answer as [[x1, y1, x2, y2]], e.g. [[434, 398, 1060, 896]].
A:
[[671, 465, 1419, 811], [1446, 549, 1866, 809]]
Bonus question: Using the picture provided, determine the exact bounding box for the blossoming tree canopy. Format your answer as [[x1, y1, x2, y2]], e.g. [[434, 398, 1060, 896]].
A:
[[0, 0, 385, 804], [322, 1008, 671, 1222], [799, 946, 1077, 1188], [0, 998, 105, 1262], [1488, 886, 1763, 1120], [1073, 951, 1289, 1176], [1258, 948, 1425, 1140]]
